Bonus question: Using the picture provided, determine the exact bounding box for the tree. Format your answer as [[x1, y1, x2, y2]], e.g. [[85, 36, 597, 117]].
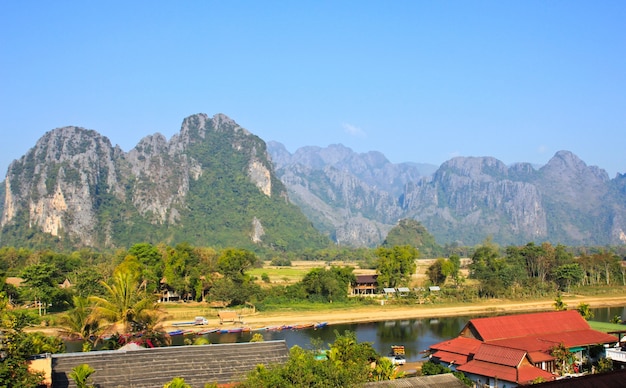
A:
[[550, 343, 573, 375], [426, 258, 454, 285], [69, 364, 95, 388], [20, 263, 64, 315], [553, 293, 567, 311], [163, 377, 191, 388], [382, 219, 442, 257], [240, 331, 380, 387], [375, 245, 418, 289], [301, 267, 355, 303], [217, 248, 258, 282], [597, 357, 613, 373], [470, 240, 520, 297], [553, 263, 584, 292], [371, 357, 404, 381], [448, 254, 461, 285], [0, 293, 57, 387], [576, 302, 594, 320], [58, 296, 100, 351], [89, 269, 163, 334]]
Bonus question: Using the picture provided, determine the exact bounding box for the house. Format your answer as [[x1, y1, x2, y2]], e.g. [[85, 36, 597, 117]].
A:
[[58, 278, 72, 289], [32, 340, 290, 387], [352, 274, 378, 295], [428, 310, 618, 387]]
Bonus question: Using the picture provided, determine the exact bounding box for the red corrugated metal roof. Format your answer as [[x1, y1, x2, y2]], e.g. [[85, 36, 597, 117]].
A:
[[468, 310, 590, 341], [458, 360, 555, 385], [472, 343, 526, 367], [517, 364, 556, 384], [431, 350, 470, 365], [457, 360, 518, 383], [539, 329, 618, 348], [487, 329, 617, 353], [528, 351, 554, 363], [429, 336, 482, 355]]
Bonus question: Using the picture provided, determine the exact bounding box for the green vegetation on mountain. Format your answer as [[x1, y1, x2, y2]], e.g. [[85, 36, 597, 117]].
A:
[[0, 115, 330, 253], [382, 219, 443, 257]]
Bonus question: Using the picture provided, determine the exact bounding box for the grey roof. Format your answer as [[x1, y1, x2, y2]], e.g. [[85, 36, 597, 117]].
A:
[[50, 340, 289, 388], [363, 374, 467, 387]]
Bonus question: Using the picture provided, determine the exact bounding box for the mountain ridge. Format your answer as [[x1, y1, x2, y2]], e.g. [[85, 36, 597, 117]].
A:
[[0, 113, 328, 251], [1, 113, 625, 249]]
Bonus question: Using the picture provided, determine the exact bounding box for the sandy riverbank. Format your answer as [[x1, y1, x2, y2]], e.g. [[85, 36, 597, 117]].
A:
[[162, 294, 626, 331]]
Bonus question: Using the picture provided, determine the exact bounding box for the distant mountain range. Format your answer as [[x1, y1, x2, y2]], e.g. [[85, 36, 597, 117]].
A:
[[270, 142, 626, 247], [1, 113, 625, 250]]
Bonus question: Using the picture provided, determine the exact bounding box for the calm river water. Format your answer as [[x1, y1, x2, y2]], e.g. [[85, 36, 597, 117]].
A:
[[65, 306, 626, 361], [171, 305, 626, 362]]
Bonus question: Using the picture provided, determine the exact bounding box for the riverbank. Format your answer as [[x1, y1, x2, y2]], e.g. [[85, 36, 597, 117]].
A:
[[161, 294, 626, 332]]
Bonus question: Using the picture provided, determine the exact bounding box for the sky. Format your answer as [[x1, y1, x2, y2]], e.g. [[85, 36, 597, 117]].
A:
[[1, 1, 625, 178]]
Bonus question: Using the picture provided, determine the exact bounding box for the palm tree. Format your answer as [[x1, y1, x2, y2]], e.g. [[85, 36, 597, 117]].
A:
[[58, 296, 100, 350], [69, 363, 95, 388], [89, 270, 163, 335]]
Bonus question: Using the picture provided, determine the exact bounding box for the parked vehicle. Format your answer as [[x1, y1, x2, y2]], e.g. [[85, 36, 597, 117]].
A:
[[387, 345, 406, 365], [194, 316, 209, 325]]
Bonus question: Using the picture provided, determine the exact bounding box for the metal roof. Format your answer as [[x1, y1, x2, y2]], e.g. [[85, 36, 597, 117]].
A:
[[468, 310, 591, 341], [472, 343, 526, 367]]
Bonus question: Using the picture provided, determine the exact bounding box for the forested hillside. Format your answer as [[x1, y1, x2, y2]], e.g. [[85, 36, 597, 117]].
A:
[[0, 114, 329, 252]]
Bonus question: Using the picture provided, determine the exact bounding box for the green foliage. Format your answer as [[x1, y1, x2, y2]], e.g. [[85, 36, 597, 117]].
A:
[[163, 377, 191, 388], [596, 357, 613, 373], [217, 248, 258, 282], [550, 343, 574, 375], [553, 263, 584, 291], [553, 293, 567, 311], [20, 262, 69, 314], [300, 267, 355, 303], [240, 331, 378, 387], [375, 245, 418, 289], [427, 258, 455, 285], [69, 363, 95, 388], [89, 269, 163, 334], [576, 302, 594, 320], [270, 256, 292, 266], [421, 360, 451, 375], [382, 219, 442, 258], [0, 294, 63, 387]]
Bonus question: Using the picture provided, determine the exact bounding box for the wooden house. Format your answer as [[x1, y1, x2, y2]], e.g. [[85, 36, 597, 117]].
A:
[[351, 274, 378, 295]]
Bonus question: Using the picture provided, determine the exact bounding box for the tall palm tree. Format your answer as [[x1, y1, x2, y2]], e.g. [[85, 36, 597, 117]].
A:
[[89, 270, 163, 334], [58, 296, 100, 350]]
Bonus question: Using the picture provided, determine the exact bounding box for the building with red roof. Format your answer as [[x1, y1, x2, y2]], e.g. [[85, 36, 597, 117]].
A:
[[428, 310, 618, 387]]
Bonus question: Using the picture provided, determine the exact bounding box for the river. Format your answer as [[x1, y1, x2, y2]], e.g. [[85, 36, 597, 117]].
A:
[[66, 305, 626, 361]]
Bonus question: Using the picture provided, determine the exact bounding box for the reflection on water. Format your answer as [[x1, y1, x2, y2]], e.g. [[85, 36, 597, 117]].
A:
[[172, 316, 473, 362], [66, 306, 626, 361]]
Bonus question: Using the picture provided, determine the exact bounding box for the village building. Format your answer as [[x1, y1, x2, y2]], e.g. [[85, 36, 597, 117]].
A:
[[351, 274, 379, 295], [428, 310, 618, 387]]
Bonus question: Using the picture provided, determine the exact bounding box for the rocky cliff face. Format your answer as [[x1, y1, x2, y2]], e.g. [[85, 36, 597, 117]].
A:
[[1, 114, 326, 250], [2, 127, 126, 246], [2, 114, 625, 249], [268, 142, 433, 247], [269, 144, 626, 247]]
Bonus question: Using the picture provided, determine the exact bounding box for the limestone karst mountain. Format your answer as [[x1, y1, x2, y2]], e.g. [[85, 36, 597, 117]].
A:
[[1, 113, 625, 250], [0, 114, 328, 251]]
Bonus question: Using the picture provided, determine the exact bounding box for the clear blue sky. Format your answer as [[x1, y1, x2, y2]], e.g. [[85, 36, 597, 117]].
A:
[[1, 1, 625, 178]]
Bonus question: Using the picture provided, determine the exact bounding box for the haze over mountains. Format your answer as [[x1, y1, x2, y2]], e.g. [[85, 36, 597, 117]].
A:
[[1, 113, 625, 250]]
